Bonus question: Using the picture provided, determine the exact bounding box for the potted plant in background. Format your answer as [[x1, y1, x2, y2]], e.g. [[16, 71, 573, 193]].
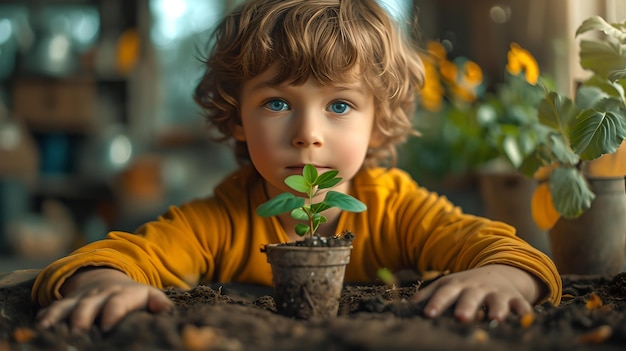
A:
[[400, 41, 494, 183], [472, 43, 555, 255], [256, 164, 366, 319], [401, 41, 553, 254], [514, 16, 626, 275]]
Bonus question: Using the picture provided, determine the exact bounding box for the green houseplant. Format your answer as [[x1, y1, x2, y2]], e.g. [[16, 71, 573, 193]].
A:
[[519, 16, 626, 221], [256, 164, 366, 319], [400, 41, 554, 252], [471, 44, 555, 254], [517, 16, 626, 274], [401, 41, 550, 181]]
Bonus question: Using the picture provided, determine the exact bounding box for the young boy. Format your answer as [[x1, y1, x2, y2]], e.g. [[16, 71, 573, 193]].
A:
[[34, 0, 561, 333]]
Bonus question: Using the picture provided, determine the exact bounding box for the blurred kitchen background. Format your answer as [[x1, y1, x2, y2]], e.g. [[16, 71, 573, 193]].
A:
[[0, 0, 624, 271]]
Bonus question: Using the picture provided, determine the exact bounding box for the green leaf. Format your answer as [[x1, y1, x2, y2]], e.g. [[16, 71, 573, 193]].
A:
[[580, 76, 625, 101], [302, 164, 318, 184], [377, 268, 397, 286], [310, 202, 331, 213], [256, 193, 304, 217], [317, 170, 342, 189], [537, 92, 578, 136], [576, 17, 626, 79], [317, 177, 342, 189], [284, 175, 310, 193], [517, 124, 544, 156], [579, 39, 626, 80], [546, 133, 580, 165], [295, 223, 310, 236], [313, 213, 327, 224], [518, 153, 544, 177], [290, 208, 309, 221], [609, 69, 626, 82], [570, 99, 626, 160], [476, 104, 497, 125], [575, 16, 626, 41], [312, 213, 326, 226], [576, 85, 610, 110], [549, 167, 595, 218], [323, 191, 367, 212], [316, 170, 339, 185], [502, 135, 523, 168], [510, 124, 551, 170]]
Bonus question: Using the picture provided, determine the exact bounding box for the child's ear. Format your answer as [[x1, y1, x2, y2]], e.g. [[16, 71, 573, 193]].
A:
[[233, 124, 246, 141]]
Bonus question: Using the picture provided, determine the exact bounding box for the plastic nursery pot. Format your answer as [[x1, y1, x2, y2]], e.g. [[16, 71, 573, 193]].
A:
[[264, 244, 352, 319]]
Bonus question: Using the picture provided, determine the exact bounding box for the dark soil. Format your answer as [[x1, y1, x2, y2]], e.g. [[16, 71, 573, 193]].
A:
[[2, 271, 626, 351], [262, 233, 356, 248]]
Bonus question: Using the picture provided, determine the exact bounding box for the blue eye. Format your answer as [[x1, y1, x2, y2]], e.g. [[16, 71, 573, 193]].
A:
[[265, 99, 289, 111], [329, 101, 350, 114]]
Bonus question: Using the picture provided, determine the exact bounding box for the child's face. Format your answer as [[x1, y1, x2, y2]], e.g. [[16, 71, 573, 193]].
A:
[[235, 64, 376, 198]]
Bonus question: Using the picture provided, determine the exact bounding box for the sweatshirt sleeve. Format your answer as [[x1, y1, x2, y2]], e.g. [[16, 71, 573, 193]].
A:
[[32, 166, 281, 307], [352, 168, 562, 306], [405, 178, 561, 306], [32, 200, 224, 307]]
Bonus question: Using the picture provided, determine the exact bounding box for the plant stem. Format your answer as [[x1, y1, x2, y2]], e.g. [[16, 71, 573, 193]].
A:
[[308, 189, 315, 239]]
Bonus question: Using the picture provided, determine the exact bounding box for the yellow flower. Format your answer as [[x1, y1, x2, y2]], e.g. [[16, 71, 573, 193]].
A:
[[419, 58, 445, 111], [462, 60, 483, 86], [450, 83, 477, 103], [439, 60, 458, 83], [427, 41, 447, 62], [531, 182, 561, 230], [506, 42, 539, 85], [444, 60, 483, 103], [420, 89, 444, 111]]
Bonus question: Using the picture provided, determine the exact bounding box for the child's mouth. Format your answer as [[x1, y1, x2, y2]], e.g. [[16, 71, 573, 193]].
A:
[[287, 165, 329, 172]]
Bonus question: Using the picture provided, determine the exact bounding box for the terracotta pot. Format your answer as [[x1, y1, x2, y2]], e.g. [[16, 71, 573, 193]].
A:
[[264, 244, 351, 319], [549, 177, 626, 275]]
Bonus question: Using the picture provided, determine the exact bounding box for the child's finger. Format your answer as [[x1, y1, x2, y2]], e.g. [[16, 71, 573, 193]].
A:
[[147, 289, 174, 313], [410, 279, 438, 302], [98, 286, 171, 332], [482, 293, 508, 322], [99, 289, 149, 332], [419, 281, 462, 318], [509, 297, 532, 317], [68, 293, 111, 333], [36, 299, 79, 329], [452, 287, 485, 322]]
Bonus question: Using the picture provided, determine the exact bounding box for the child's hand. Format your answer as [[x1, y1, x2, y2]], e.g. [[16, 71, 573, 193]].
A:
[[412, 264, 545, 322], [36, 268, 173, 333]]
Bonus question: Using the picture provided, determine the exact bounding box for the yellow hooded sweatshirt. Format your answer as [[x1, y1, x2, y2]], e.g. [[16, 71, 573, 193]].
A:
[[33, 166, 562, 306]]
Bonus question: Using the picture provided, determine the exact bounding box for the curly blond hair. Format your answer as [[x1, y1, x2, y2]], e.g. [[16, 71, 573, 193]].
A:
[[194, 0, 424, 168]]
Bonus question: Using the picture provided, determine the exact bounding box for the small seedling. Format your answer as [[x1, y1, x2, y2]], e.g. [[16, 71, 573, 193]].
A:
[[377, 268, 398, 288], [256, 164, 366, 238], [377, 268, 399, 300]]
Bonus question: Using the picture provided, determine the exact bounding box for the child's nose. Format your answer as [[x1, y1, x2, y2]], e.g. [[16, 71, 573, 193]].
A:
[[291, 111, 323, 147]]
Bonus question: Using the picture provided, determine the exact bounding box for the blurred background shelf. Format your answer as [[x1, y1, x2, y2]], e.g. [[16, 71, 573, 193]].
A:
[[0, 0, 240, 268]]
